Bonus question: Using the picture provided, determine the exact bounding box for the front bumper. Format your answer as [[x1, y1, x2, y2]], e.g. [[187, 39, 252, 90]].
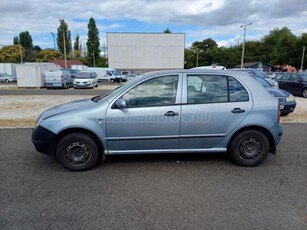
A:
[[73, 83, 92, 88], [281, 101, 296, 114], [32, 125, 57, 157]]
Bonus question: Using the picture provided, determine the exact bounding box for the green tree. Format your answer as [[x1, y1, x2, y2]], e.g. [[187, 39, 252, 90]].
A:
[[73, 34, 82, 58], [13, 37, 19, 45], [261, 27, 297, 66], [164, 28, 171, 33], [0, 45, 24, 63], [86, 17, 100, 67], [19, 31, 33, 49], [57, 19, 72, 55], [36, 49, 63, 62]]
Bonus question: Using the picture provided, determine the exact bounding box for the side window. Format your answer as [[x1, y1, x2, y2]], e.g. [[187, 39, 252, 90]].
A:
[[187, 75, 249, 104], [228, 77, 249, 102], [122, 75, 178, 108], [282, 74, 291, 80], [106, 71, 111, 76], [187, 75, 228, 103], [291, 74, 299, 81]]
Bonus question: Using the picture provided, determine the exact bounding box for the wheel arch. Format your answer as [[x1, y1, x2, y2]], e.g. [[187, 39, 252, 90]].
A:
[[54, 128, 105, 160], [227, 125, 276, 154]]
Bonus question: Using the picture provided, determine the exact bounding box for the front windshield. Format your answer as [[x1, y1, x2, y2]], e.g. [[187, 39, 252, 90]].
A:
[[110, 70, 119, 75], [76, 73, 91, 79], [91, 84, 126, 102]]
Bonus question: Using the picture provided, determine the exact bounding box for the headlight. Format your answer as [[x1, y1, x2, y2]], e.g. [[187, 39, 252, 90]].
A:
[[286, 94, 295, 102]]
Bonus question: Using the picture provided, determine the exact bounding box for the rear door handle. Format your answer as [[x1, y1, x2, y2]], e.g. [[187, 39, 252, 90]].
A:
[[231, 108, 245, 113], [164, 111, 179, 117]]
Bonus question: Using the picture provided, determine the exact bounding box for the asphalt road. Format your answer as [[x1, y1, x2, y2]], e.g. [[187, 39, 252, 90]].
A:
[[0, 124, 306, 229]]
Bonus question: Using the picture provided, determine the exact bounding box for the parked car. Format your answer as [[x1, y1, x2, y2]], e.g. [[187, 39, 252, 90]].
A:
[[0, 73, 17, 83], [73, 71, 98, 89], [125, 74, 142, 81], [44, 70, 73, 89], [229, 68, 279, 89], [121, 71, 130, 76], [32, 69, 283, 171], [243, 73, 296, 116], [275, 72, 307, 98], [65, 68, 80, 78]]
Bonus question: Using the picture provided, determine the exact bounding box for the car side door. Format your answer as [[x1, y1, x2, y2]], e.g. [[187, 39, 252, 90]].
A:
[[105, 74, 182, 154], [277, 73, 292, 92], [180, 73, 252, 150]]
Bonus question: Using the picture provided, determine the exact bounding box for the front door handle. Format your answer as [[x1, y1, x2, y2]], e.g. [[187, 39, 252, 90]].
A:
[[231, 108, 245, 113], [164, 111, 179, 117]]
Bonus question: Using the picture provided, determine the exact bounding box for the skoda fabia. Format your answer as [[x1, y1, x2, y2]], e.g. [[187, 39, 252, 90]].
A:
[[32, 69, 283, 171]]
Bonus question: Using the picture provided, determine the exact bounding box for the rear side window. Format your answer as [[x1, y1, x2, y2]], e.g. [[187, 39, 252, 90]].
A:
[[187, 75, 248, 104]]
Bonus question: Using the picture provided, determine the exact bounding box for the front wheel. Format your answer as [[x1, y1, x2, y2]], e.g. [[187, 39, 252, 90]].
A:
[[302, 88, 307, 98], [229, 130, 269, 167], [56, 133, 100, 171]]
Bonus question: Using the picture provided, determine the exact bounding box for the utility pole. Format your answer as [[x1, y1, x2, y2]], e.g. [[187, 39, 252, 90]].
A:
[[240, 23, 252, 68], [19, 44, 23, 64], [301, 46, 305, 71]]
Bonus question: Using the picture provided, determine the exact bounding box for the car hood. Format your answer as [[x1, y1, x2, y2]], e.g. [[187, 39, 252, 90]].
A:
[[266, 88, 290, 97], [38, 98, 97, 121]]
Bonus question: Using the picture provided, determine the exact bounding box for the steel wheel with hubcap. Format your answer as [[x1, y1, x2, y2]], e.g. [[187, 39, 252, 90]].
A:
[[302, 88, 307, 98], [57, 133, 100, 171], [229, 130, 269, 167]]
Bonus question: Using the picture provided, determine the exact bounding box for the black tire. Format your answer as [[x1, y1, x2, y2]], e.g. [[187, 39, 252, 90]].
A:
[[5, 79, 9, 83], [302, 88, 307, 98], [110, 79, 114, 83], [229, 130, 269, 167], [56, 133, 99, 171]]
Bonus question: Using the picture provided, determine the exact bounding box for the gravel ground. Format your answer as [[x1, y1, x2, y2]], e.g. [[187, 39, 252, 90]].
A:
[[0, 95, 306, 128]]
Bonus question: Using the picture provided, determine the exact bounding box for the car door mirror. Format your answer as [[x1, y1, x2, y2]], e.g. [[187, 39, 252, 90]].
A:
[[115, 98, 127, 109]]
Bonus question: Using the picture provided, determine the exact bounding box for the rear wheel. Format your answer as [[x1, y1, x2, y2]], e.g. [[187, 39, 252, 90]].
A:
[[56, 133, 99, 171], [229, 130, 269, 167], [302, 88, 307, 98], [5, 79, 9, 83]]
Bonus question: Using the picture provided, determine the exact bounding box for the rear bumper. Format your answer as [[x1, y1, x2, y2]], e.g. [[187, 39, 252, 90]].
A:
[[32, 125, 57, 157]]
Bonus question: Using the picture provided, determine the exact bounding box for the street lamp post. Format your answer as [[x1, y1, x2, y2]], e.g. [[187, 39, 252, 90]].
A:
[[240, 23, 252, 68]]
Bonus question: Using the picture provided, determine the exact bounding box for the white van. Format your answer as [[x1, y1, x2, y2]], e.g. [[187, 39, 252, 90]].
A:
[[73, 71, 98, 89], [44, 70, 73, 89], [87, 67, 122, 83]]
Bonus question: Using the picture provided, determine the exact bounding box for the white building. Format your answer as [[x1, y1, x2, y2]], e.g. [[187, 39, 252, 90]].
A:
[[107, 33, 185, 71]]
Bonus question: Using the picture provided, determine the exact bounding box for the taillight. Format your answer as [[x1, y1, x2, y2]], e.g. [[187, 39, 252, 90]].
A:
[[61, 75, 64, 82]]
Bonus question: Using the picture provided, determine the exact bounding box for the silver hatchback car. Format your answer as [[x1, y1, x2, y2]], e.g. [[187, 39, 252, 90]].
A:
[[32, 69, 283, 171]]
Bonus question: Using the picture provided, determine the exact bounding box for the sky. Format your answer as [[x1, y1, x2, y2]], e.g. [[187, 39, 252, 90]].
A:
[[1, 0, 307, 50]]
